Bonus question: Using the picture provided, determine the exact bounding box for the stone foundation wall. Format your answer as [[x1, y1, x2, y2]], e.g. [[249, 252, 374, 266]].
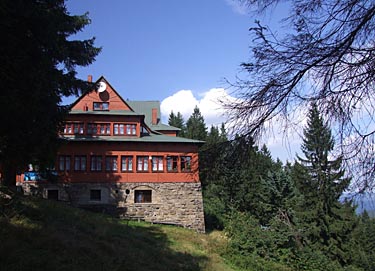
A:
[[20, 182, 205, 233]]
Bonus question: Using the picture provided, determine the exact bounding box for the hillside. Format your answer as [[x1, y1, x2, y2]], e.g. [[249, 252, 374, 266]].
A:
[[0, 191, 233, 271]]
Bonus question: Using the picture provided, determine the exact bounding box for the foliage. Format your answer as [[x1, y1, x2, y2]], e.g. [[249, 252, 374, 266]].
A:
[[168, 111, 186, 137], [0, 0, 100, 185], [350, 212, 375, 271], [288, 104, 357, 267], [224, 0, 375, 191], [186, 106, 207, 141]]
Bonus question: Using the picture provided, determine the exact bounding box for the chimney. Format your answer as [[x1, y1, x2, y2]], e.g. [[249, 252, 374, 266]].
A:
[[152, 108, 158, 125], [87, 75, 93, 83]]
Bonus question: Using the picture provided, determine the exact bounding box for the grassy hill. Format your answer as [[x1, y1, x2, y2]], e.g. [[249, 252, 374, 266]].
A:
[[0, 190, 234, 271]]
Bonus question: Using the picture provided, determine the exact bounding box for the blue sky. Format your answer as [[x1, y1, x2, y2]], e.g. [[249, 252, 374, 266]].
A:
[[65, 0, 298, 161], [66, 0, 250, 101]]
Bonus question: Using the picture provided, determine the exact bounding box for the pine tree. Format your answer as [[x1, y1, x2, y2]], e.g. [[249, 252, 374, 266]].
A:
[[168, 111, 186, 137], [185, 106, 207, 141], [293, 103, 355, 265]]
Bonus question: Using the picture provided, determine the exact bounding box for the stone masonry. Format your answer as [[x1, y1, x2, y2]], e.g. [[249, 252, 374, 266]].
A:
[[20, 181, 206, 233]]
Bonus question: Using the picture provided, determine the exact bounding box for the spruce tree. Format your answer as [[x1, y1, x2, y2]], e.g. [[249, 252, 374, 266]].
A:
[[293, 103, 355, 265], [0, 0, 100, 186], [168, 111, 186, 137], [186, 106, 207, 141]]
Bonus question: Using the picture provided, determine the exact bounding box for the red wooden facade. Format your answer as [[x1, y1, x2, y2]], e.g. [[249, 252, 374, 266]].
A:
[[19, 76, 203, 185]]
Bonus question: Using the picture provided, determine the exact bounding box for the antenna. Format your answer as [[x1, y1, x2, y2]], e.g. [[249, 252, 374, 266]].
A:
[[97, 81, 107, 93]]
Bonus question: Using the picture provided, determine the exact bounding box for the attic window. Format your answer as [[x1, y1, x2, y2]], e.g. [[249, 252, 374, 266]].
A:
[[93, 102, 109, 111]]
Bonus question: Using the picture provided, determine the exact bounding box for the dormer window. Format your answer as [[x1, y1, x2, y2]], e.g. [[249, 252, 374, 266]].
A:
[[93, 102, 109, 111]]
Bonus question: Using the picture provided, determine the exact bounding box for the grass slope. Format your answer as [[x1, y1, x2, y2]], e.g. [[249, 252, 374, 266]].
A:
[[0, 192, 234, 271]]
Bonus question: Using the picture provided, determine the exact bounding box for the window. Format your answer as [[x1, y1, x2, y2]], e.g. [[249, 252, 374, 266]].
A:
[[181, 156, 192, 172], [74, 156, 87, 171], [73, 123, 84, 134], [47, 190, 59, 200], [152, 156, 164, 172], [105, 156, 118, 171], [63, 123, 72, 134], [135, 190, 152, 203], [121, 156, 133, 172], [114, 123, 125, 135], [126, 124, 137, 135], [99, 123, 111, 135], [137, 156, 149, 172], [90, 189, 101, 201], [58, 155, 71, 171], [93, 102, 109, 111], [87, 123, 97, 135], [87, 123, 110, 135], [90, 156, 102, 171], [167, 156, 178, 172]]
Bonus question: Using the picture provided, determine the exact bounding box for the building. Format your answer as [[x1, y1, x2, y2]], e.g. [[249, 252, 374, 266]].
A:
[[19, 76, 205, 232]]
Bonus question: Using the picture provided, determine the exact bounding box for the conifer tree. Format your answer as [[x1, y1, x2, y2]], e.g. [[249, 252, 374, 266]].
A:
[[0, 0, 100, 186], [168, 111, 186, 137], [186, 106, 207, 141], [293, 103, 355, 265]]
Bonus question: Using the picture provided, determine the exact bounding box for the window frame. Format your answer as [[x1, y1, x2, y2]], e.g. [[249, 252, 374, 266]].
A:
[[166, 156, 178, 172], [180, 156, 192, 172], [90, 155, 103, 172], [74, 155, 87, 171], [137, 156, 149, 172], [121, 156, 133, 172], [58, 155, 71, 171], [113, 123, 125, 135], [87, 123, 111, 135], [126, 124, 137, 135], [105, 156, 118, 172], [152, 156, 164, 172], [134, 190, 152, 203], [93, 102, 109, 111]]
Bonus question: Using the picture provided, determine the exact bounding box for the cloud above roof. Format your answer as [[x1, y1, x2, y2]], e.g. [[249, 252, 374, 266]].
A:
[[160, 88, 232, 127]]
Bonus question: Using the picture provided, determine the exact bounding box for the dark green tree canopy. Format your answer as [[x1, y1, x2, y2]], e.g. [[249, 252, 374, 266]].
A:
[[292, 104, 354, 264], [186, 106, 207, 141], [168, 111, 186, 137], [296, 103, 350, 206], [0, 0, 100, 185]]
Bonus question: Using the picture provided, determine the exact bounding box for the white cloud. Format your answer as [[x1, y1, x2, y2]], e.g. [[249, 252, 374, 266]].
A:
[[161, 88, 232, 127], [160, 87, 304, 161]]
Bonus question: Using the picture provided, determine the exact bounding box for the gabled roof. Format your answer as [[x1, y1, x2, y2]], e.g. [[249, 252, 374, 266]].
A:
[[70, 76, 134, 112], [65, 76, 192, 142]]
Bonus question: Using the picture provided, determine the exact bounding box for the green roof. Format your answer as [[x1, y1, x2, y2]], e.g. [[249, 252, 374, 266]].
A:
[[69, 110, 141, 116], [127, 101, 180, 131], [60, 134, 204, 144]]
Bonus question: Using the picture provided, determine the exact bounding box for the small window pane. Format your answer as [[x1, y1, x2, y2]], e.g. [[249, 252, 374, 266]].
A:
[[135, 190, 152, 203], [167, 156, 178, 172], [181, 156, 192, 172], [105, 156, 118, 171], [90, 190, 101, 201]]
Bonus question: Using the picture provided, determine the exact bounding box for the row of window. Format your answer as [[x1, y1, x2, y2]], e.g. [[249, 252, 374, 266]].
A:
[[58, 155, 192, 173], [48, 189, 152, 203], [63, 122, 137, 136], [91, 189, 151, 203]]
